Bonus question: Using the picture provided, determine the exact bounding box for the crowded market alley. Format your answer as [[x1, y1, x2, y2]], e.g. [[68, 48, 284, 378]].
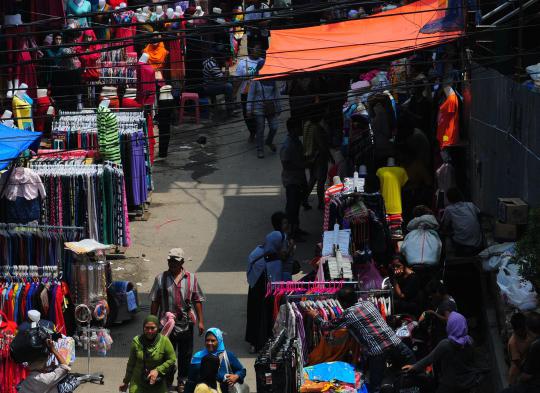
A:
[[2, 1, 540, 393]]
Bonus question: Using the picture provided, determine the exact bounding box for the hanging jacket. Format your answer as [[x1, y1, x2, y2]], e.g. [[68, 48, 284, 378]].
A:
[[77, 29, 101, 81], [401, 214, 441, 266]]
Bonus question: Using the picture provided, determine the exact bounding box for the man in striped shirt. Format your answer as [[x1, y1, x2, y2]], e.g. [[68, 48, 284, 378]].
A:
[[202, 54, 236, 116], [307, 287, 415, 392]]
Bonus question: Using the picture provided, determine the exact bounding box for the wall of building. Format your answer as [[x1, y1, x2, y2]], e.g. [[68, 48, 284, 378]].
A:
[[469, 66, 540, 215]]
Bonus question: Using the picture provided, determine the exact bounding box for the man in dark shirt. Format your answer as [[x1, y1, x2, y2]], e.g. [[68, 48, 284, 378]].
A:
[[280, 118, 308, 241], [500, 312, 540, 393]]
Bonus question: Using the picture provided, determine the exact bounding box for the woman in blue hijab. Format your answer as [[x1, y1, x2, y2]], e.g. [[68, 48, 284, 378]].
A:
[[245, 212, 293, 353], [185, 328, 246, 393]]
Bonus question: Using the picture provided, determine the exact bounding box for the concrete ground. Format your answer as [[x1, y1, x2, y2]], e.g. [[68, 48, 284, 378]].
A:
[[74, 109, 322, 392]]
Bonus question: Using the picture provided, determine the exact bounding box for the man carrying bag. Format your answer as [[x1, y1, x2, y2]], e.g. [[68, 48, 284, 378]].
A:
[[150, 248, 206, 393]]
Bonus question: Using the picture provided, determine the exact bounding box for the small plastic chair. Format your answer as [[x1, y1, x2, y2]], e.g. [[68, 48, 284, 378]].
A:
[[179, 92, 200, 124]]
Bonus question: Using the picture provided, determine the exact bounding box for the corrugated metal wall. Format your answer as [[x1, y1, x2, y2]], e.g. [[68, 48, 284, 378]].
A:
[[469, 67, 540, 215]]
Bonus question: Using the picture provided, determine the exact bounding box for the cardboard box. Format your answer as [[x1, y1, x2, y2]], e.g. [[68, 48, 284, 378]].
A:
[[498, 198, 529, 225], [494, 221, 520, 241]]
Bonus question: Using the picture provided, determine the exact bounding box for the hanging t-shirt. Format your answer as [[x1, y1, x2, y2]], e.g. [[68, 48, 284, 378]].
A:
[[12, 95, 34, 131], [376, 166, 408, 214], [437, 92, 459, 148], [97, 105, 121, 164]]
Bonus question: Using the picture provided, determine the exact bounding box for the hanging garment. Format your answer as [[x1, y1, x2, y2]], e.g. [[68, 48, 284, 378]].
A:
[[35, 96, 53, 133], [376, 166, 408, 215], [97, 106, 122, 164], [12, 95, 34, 131], [136, 62, 157, 105], [437, 92, 459, 148], [92, 3, 111, 39], [166, 26, 186, 87], [143, 42, 169, 71], [66, 0, 91, 27], [77, 30, 101, 82]]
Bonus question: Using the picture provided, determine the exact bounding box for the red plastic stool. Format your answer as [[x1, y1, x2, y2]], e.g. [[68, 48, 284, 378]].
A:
[[179, 92, 200, 124]]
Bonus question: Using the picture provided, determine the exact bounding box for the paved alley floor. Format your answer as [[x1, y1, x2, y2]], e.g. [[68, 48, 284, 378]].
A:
[[74, 111, 323, 392]]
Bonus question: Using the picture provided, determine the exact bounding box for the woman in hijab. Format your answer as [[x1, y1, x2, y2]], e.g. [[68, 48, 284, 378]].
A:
[[120, 315, 177, 393], [402, 311, 486, 393], [194, 355, 221, 393], [143, 35, 169, 71], [186, 328, 246, 393], [245, 212, 293, 352]]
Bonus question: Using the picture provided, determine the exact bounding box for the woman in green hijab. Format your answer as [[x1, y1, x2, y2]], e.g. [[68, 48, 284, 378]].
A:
[[120, 315, 177, 393]]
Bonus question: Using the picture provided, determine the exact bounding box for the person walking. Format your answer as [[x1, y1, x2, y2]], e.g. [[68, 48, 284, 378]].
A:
[[235, 43, 264, 142], [120, 315, 177, 393], [280, 119, 308, 240], [247, 65, 280, 158], [307, 286, 415, 392], [302, 112, 332, 210], [150, 248, 205, 393], [186, 328, 246, 393], [244, 0, 272, 50]]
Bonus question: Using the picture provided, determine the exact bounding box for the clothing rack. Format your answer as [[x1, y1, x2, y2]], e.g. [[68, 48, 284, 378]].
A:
[[0, 223, 84, 231], [266, 281, 357, 298]]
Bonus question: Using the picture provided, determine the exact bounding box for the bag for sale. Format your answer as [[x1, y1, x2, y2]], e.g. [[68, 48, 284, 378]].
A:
[[401, 215, 442, 266]]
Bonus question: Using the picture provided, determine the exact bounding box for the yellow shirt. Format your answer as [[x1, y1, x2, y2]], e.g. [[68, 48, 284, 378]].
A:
[[194, 383, 222, 393], [13, 95, 34, 131], [376, 166, 408, 214]]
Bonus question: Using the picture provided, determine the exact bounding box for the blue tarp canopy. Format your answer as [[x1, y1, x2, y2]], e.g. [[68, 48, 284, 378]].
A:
[[0, 124, 42, 170]]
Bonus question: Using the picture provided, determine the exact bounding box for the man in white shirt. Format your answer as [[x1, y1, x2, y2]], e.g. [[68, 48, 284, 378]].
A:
[[244, 0, 272, 50], [235, 43, 264, 142], [441, 187, 483, 256]]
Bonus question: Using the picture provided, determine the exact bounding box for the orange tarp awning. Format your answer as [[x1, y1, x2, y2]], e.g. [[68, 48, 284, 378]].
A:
[[259, 0, 463, 77]]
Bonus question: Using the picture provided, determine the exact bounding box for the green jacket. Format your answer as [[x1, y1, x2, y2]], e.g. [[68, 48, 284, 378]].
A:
[[123, 334, 177, 393]]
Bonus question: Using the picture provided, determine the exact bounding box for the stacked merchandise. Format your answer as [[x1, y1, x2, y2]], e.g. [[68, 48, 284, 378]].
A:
[[97, 46, 137, 84], [255, 330, 302, 393], [30, 160, 131, 247], [0, 311, 27, 393]]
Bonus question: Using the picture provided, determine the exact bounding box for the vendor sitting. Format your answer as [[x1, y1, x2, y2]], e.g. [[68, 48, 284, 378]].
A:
[[17, 338, 71, 393], [390, 254, 423, 318]]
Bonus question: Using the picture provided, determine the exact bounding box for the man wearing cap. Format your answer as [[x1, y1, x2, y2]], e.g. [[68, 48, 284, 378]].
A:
[[150, 248, 205, 392]]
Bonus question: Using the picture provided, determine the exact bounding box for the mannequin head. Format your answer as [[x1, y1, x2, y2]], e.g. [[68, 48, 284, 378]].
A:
[[359, 165, 367, 176], [156, 5, 164, 15], [16, 83, 28, 98], [98, 0, 106, 8], [166, 8, 174, 18], [143, 6, 150, 13], [4, 14, 23, 26], [159, 85, 174, 101], [332, 176, 342, 186], [28, 310, 41, 323], [139, 53, 149, 63], [37, 89, 48, 98], [99, 98, 110, 108], [119, 2, 127, 8], [124, 88, 137, 98], [1, 110, 13, 119], [175, 6, 184, 15], [386, 157, 395, 167], [194, 6, 204, 16]]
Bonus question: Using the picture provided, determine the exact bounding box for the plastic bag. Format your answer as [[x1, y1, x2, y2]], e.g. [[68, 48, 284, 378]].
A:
[[497, 262, 538, 311], [479, 242, 515, 271], [356, 260, 383, 290]]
